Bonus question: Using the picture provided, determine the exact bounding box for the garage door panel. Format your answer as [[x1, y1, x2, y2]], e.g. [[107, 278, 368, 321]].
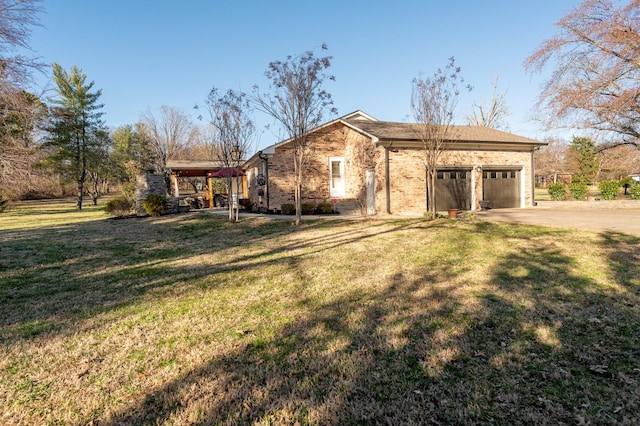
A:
[[435, 169, 471, 211], [483, 170, 520, 208]]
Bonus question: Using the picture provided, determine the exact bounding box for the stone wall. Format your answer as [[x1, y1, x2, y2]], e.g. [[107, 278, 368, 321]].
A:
[[135, 172, 168, 216]]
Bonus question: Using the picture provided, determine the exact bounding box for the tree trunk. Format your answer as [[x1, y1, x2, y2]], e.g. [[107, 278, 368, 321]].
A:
[[426, 169, 436, 218], [234, 176, 239, 223], [76, 179, 84, 210], [227, 177, 233, 222], [294, 183, 301, 226]]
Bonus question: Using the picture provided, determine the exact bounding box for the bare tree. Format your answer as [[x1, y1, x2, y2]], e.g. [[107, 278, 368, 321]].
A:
[[534, 137, 568, 184], [0, 88, 46, 197], [525, 0, 640, 149], [252, 44, 337, 225], [599, 144, 640, 179], [0, 0, 44, 86], [0, 0, 45, 199], [411, 57, 471, 218], [190, 124, 221, 162], [467, 75, 509, 129], [140, 105, 196, 188], [199, 88, 254, 222]]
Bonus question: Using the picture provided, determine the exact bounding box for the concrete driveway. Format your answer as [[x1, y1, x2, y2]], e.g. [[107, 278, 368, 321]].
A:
[[473, 201, 640, 236]]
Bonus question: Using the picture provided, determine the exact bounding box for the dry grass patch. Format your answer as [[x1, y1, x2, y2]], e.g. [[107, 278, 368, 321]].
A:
[[1, 200, 639, 425]]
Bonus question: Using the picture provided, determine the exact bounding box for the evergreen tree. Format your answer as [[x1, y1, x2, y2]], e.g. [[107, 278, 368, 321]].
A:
[[44, 63, 105, 209], [567, 136, 600, 185]]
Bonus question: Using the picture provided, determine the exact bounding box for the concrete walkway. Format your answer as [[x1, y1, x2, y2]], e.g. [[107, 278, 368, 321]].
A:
[[474, 200, 640, 236]]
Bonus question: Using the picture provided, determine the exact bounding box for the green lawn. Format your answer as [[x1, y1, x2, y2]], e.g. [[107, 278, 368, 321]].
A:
[[1, 200, 639, 425]]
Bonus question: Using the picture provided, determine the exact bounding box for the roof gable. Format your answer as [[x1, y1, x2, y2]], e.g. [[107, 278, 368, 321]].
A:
[[258, 110, 376, 156]]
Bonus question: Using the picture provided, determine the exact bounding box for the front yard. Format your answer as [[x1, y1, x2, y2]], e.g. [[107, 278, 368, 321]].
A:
[[1, 200, 639, 424]]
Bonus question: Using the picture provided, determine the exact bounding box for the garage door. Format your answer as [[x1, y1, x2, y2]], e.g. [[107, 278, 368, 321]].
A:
[[434, 169, 471, 211], [483, 169, 520, 208]]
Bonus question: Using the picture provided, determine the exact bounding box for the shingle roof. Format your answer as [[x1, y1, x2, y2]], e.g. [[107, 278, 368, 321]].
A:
[[344, 119, 543, 145], [166, 160, 225, 170]]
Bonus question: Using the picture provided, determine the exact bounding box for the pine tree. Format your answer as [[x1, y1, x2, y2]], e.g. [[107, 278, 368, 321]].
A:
[[45, 63, 106, 209], [567, 136, 600, 185]]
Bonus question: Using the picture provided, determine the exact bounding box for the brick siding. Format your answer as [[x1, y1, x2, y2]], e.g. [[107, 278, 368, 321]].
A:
[[248, 121, 536, 215]]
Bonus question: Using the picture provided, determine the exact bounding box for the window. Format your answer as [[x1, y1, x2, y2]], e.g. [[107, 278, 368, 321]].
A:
[[329, 157, 345, 197]]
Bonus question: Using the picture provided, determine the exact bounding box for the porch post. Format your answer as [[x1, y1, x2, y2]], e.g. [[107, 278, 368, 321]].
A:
[[207, 176, 214, 208], [171, 174, 180, 197]]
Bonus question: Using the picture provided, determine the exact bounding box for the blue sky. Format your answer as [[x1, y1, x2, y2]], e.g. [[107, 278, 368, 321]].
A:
[[27, 0, 580, 150]]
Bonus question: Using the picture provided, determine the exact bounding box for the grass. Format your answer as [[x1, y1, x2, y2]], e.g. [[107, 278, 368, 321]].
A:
[[1, 199, 639, 425]]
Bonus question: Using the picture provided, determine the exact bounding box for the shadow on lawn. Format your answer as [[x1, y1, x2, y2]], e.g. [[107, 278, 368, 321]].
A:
[[97, 224, 640, 425], [3, 212, 639, 424], [0, 214, 415, 339]]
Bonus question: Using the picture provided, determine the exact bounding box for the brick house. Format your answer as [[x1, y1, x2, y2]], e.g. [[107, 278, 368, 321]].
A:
[[243, 111, 546, 215]]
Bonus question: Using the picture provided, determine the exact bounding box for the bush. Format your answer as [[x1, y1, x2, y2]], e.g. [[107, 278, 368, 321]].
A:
[[122, 182, 136, 205], [104, 196, 133, 217], [281, 203, 295, 215], [630, 183, 640, 200], [143, 194, 168, 216], [315, 202, 334, 214], [301, 202, 316, 215], [620, 177, 634, 187], [599, 180, 620, 200], [548, 182, 566, 201], [569, 181, 588, 200]]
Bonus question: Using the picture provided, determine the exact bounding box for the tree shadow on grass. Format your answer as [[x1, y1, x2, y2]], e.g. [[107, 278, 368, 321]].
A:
[[461, 230, 640, 424], [97, 224, 640, 425], [95, 257, 468, 425], [6, 214, 640, 424], [0, 214, 419, 341]]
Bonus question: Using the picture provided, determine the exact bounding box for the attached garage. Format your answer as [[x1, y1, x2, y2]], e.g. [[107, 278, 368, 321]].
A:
[[244, 111, 547, 216], [434, 168, 472, 211], [482, 168, 521, 209]]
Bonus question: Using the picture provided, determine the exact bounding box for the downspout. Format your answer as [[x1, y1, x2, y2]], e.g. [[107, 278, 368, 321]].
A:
[[258, 150, 269, 211], [531, 148, 536, 207], [385, 143, 391, 214]]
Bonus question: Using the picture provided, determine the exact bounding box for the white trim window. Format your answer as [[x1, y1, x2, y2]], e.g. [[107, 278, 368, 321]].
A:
[[329, 157, 345, 197]]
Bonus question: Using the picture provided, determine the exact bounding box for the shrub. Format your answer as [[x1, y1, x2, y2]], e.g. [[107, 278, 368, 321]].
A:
[[315, 202, 334, 214], [104, 196, 133, 217], [569, 181, 588, 200], [281, 203, 295, 215], [122, 182, 136, 205], [143, 194, 168, 216], [548, 182, 566, 201], [620, 177, 634, 187], [301, 202, 316, 215], [599, 180, 620, 200], [630, 183, 640, 200]]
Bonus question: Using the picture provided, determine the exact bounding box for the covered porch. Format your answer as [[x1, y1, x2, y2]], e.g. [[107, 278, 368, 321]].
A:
[[166, 160, 247, 208]]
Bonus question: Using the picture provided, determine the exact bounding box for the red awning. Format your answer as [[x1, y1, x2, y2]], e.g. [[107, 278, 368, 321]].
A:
[[207, 168, 245, 178]]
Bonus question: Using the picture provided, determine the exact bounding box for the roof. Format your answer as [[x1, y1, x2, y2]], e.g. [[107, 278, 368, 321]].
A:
[[166, 160, 225, 170], [344, 119, 544, 146], [243, 110, 545, 167], [166, 160, 229, 177]]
